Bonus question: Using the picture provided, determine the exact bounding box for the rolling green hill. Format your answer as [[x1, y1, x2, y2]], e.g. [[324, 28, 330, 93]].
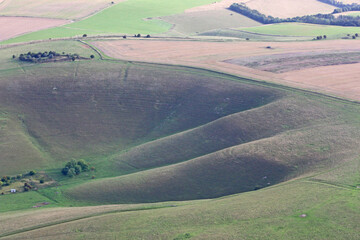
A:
[[239, 23, 360, 38], [1, 35, 360, 240], [65, 94, 360, 203], [0, 41, 278, 175]]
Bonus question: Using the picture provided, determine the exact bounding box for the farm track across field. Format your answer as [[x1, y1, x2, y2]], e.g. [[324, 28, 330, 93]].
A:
[[0, 205, 178, 239]]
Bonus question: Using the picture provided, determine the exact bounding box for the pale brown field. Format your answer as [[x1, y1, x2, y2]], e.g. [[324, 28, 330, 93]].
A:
[[279, 63, 360, 100], [0, 17, 69, 41], [245, 0, 335, 18], [340, 0, 360, 3], [0, 0, 115, 20], [93, 39, 360, 101]]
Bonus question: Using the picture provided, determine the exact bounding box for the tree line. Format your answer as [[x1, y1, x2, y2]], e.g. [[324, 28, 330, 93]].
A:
[[16, 51, 94, 63], [317, 0, 360, 14], [230, 3, 360, 26]]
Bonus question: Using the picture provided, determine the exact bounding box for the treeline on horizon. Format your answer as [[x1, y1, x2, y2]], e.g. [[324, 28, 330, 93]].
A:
[[230, 2, 360, 26], [318, 0, 360, 13]]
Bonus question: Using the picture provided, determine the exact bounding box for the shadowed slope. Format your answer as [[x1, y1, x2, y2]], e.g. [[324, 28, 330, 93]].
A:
[[0, 61, 278, 174], [67, 95, 360, 203], [114, 96, 334, 170]]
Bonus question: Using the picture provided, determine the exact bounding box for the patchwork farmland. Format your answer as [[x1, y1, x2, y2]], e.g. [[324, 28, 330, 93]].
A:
[[1, 0, 360, 239], [93, 39, 360, 101]]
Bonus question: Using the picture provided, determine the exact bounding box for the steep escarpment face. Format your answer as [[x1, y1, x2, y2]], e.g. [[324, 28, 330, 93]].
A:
[[0, 61, 280, 162]]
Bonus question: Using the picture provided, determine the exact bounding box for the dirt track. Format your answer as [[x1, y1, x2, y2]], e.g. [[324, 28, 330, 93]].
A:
[[0, 16, 69, 41], [93, 39, 360, 101]]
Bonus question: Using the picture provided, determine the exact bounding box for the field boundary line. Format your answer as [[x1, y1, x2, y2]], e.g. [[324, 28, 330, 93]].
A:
[[99, 56, 360, 106], [78, 40, 103, 59], [0, 204, 177, 239]]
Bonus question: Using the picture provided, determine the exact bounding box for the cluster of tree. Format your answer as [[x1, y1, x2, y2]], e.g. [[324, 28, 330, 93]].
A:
[[230, 3, 360, 26], [317, 0, 360, 14], [18, 51, 81, 63], [61, 159, 93, 177], [0, 171, 36, 189], [23, 182, 32, 191], [315, 35, 327, 40]]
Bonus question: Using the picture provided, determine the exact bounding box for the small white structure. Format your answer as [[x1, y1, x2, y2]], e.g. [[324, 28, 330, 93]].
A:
[[10, 189, 16, 193]]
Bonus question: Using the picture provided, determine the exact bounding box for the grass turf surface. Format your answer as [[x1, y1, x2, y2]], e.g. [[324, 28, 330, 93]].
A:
[[1, 180, 359, 239], [1, 39, 360, 239], [1, 0, 217, 44], [239, 22, 360, 38]]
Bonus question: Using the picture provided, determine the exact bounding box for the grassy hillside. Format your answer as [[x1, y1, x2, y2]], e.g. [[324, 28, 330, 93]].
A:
[[114, 96, 335, 170], [0, 40, 278, 176], [0, 41, 98, 175], [161, 9, 261, 35], [2, 179, 359, 239], [65, 92, 360, 203], [199, 28, 311, 41], [1, 37, 360, 240]]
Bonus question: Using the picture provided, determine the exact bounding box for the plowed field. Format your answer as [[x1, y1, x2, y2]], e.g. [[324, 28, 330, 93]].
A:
[[93, 39, 360, 101]]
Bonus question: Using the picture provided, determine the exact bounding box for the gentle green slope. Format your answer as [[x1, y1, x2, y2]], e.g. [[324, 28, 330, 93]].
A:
[[1, 0, 216, 44], [1, 38, 360, 240], [240, 22, 360, 37], [2, 180, 359, 239], [0, 40, 278, 176], [0, 41, 98, 175], [65, 93, 360, 203]]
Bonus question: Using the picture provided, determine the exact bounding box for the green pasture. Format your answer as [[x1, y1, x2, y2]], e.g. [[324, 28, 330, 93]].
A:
[[1, 0, 217, 44], [335, 11, 360, 17], [240, 22, 360, 38], [1, 179, 359, 239]]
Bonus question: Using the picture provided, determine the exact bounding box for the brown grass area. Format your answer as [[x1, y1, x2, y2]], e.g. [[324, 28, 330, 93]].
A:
[[0, 17, 69, 41], [245, 0, 335, 18], [93, 39, 360, 101], [279, 63, 360, 100], [0, 0, 115, 20]]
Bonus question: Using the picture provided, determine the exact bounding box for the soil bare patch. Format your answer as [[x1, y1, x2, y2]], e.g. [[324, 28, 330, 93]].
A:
[[0, 0, 116, 20], [0, 17, 69, 41]]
